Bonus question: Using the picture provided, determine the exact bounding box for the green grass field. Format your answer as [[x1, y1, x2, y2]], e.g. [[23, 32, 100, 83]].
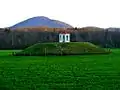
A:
[[0, 49, 120, 90]]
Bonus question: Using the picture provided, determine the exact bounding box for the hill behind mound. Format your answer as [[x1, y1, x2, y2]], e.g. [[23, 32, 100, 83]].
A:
[[14, 42, 110, 56], [10, 16, 73, 29]]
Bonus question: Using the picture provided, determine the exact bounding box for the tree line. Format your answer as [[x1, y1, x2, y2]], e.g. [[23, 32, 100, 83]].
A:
[[0, 27, 120, 49]]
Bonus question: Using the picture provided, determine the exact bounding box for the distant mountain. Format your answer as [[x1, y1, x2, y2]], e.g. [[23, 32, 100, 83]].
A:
[[106, 27, 120, 32], [10, 16, 73, 29], [81, 26, 104, 30]]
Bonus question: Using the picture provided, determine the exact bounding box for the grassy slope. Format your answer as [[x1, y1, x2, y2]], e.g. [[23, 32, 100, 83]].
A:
[[0, 49, 119, 89], [14, 42, 110, 56]]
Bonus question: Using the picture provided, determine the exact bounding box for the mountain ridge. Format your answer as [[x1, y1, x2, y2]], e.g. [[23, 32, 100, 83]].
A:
[[10, 16, 73, 29]]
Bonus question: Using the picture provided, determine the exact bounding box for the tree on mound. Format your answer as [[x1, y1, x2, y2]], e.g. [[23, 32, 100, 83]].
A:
[[13, 42, 111, 56]]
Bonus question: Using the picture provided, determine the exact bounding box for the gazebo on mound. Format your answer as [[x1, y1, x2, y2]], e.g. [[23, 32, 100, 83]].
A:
[[13, 29, 111, 56], [59, 30, 70, 43]]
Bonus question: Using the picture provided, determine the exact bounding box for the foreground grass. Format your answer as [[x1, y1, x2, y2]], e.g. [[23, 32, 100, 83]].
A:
[[0, 49, 120, 89]]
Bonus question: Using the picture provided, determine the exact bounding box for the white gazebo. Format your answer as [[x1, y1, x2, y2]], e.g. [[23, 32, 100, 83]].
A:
[[59, 31, 70, 43]]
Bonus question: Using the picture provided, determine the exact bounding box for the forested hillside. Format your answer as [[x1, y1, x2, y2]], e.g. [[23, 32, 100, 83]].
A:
[[0, 27, 120, 49]]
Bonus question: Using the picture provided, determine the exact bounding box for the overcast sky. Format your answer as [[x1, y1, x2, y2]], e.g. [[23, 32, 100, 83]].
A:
[[0, 0, 120, 28]]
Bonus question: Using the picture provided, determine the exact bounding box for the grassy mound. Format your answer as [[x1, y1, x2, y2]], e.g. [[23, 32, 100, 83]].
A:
[[13, 42, 110, 56]]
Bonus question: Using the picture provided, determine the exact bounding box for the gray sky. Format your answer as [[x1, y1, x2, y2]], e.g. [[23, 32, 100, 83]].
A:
[[0, 0, 120, 28]]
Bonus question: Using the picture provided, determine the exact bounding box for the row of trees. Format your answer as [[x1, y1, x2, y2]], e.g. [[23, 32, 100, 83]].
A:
[[0, 28, 119, 49]]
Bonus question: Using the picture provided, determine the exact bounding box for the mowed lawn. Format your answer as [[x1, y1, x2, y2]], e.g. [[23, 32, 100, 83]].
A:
[[0, 49, 120, 90]]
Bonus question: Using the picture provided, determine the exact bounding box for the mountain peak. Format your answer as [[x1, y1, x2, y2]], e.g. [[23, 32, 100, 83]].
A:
[[29, 16, 50, 20], [10, 16, 73, 29]]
